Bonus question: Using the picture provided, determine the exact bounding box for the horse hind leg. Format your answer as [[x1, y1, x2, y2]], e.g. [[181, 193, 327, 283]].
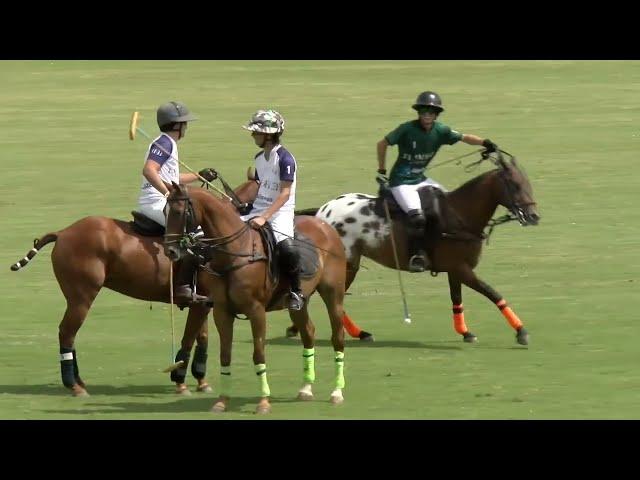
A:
[[447, 273, 477, 343], [54, 256, 104, 397], [289, 306, 316, 401], [316, 282, 346, 405]]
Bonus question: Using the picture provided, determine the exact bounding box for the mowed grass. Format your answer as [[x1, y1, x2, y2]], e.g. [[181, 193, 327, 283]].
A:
[[1, 60, 639, 419]]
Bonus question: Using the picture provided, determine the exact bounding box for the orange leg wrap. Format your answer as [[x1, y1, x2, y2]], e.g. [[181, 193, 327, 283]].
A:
[[341, 312, 362, 338], [452, 304, 468, 334], [496, 299, 523, 330]]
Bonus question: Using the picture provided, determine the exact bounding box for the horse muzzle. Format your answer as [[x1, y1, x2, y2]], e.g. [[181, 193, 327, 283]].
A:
[[516, 208, 540, 226]]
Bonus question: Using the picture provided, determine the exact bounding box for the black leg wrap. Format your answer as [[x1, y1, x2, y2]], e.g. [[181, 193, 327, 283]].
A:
[[191, 344, 208, 380], [72, 349, 80, 380], [60, 347, 76, 388], [170, 349, 191, 383]]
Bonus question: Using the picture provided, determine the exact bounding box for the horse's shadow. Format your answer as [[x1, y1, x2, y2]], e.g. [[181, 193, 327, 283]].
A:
[[42, 395, 302, 415], [0, 384, 178, 397], [264, 336, 462, 350]]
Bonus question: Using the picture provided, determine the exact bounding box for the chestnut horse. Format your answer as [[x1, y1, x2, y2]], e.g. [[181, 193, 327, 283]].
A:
[[163, 183, 349, 414], [288, 152, 540, 344], [8, 181, 257, 397]]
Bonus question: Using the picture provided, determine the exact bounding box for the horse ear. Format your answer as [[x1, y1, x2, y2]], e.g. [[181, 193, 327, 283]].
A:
[[247, 165, 256, 181], [164, 181, 175, 193]]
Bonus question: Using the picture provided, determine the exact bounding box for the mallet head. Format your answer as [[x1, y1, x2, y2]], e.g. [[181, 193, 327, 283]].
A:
[[129, 111, 140, 140]]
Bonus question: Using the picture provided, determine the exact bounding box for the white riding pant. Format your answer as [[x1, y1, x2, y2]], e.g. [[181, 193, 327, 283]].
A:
[[242, 210, 294, 244], [137, 199, 167, 226], [136, 200, 204, 237], [390, 178, 446, 213]]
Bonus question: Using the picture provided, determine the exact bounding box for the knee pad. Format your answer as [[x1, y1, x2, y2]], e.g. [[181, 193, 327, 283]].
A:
[[278, 238, 300, 270]]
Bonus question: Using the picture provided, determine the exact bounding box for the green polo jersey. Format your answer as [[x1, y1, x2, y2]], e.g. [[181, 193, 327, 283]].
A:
[[385, 120, 462, 186]]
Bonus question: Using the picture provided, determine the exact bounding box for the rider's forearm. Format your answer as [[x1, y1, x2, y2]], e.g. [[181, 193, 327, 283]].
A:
[[461, 134, 485, 146], [377, 139, 388, 171], [179, 172, 199, 184]]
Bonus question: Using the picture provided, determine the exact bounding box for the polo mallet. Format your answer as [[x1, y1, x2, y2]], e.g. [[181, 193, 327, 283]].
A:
[[383, 199, 412, 324], [128, 112, 201, 373], [162, 262, 184, 373], [128, 111, 232, 201]]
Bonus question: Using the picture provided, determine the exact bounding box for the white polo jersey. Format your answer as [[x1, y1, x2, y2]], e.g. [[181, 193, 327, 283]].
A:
[[250, 144, 297, 215], [138, 133, 179, 206]]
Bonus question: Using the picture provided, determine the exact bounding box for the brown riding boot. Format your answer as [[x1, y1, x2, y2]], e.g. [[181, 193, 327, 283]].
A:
[[174, 255, 209, 307]]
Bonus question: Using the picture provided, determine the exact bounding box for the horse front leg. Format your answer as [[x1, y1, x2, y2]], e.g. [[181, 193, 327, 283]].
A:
[[289, 305, 316, 401], [210, 307, 235, 413], [447, 273, 477, 343], [248, 304, 271, 414], [454, 266, 529, 345], [170, 304, 211, 395]]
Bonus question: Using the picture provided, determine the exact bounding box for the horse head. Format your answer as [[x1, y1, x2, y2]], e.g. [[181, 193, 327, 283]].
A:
[[493, 152, 540, 226], [164, 182, 200, 261]]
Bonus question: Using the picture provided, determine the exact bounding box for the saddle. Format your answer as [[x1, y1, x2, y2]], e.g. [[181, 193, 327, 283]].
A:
[[373, 186, 450, 233], [255, 222, 319, 311], [130, 211, 165, 237], [256, 222, 320, 284]]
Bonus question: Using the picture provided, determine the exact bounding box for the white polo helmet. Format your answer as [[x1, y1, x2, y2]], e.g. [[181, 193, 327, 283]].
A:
[[242, 109, 285, 134]]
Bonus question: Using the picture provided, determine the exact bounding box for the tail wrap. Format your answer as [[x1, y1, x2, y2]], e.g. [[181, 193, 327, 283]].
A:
[[10, 233, 58, 271]]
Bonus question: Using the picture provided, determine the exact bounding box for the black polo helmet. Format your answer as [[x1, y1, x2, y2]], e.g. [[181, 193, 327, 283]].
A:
[[412, 91, 444, 113]]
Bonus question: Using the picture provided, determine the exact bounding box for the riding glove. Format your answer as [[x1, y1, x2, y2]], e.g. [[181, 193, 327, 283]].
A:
[[198, 168, 218, 182]]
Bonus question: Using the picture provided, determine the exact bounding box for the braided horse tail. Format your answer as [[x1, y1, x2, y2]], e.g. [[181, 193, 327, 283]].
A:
[[10, 233, 58, 271]]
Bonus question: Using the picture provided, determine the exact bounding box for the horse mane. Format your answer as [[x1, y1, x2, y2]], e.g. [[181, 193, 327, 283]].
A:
[[448, 168, 497, 196], [189, 187, 241, 217]]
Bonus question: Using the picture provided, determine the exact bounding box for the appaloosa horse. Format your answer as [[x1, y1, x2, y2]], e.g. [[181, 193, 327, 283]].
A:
[[164, 182, 349, 414], [289, 151, 540, 344]]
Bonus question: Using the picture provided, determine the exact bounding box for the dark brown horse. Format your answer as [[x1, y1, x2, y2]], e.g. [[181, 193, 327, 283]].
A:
[[163, 183, 349, 414], [288, 152, 540, 344]]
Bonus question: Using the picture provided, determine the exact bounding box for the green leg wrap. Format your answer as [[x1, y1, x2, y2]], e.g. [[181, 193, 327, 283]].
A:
[[303, 347, 316, 384], [334, 351, 345, 390], [255, 363, 271, 397]]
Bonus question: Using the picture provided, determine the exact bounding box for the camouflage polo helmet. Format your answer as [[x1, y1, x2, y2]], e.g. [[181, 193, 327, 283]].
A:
[[157, 101, 198, 129], [243, 109, 285, 134], [412, 91, 444, 113]]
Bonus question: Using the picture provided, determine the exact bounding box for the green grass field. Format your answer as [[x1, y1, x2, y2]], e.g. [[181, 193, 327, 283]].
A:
[[1, 60, 639, 419]]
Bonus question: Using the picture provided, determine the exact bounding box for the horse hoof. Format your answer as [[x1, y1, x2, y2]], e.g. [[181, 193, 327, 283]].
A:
[[516, 328, 529, 346], [175, 384, 191, 395], [71, 385, 89, 397], [197, 383, 213, 393], [211, 401, 227, 413], [463, 332, 478, 343], [285, 326, 299, 338], [297, 391, 314, 401], [359, 331, 375, 342], [330, 390, 344, 405], [256, 400, 271, 414], [75, 378, 87, 388]]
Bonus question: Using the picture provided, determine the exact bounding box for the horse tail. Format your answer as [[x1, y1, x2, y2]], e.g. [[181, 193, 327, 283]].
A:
[[295, 207, 319, 217], [10, 233, 58, 271]]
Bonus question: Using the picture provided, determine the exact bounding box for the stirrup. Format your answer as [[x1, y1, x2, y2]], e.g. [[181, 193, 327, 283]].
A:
[[288, 291, 305, 311], [408, 254, 426, 273], [175, 285, 209, 306]]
